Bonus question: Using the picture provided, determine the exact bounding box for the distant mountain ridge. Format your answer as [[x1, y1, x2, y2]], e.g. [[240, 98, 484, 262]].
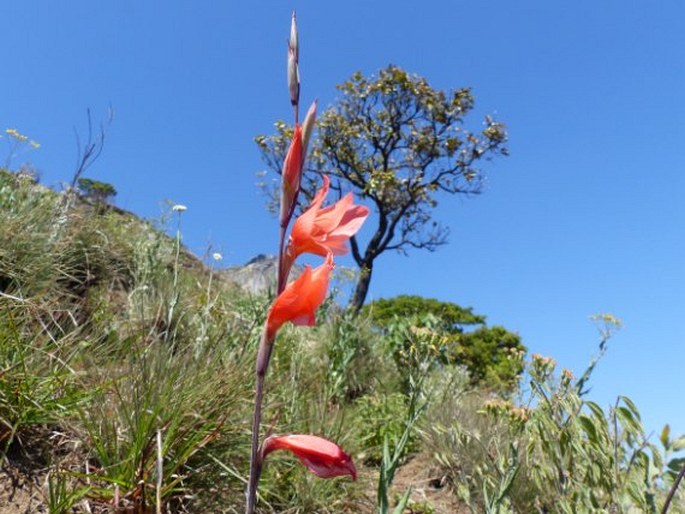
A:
[[221, 254, 278, 294], [222, 254, 305, 295]]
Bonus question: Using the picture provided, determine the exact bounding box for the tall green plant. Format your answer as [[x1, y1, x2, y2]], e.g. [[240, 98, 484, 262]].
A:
[[425, 316, 685, 513], [377, 375, 427, 514]]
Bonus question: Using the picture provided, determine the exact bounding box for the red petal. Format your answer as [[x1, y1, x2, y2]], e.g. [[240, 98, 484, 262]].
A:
[[262, 434, 357, 480]]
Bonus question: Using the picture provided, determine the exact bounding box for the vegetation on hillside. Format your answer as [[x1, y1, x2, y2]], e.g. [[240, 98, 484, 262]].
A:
[[0, 168, 683, 513]]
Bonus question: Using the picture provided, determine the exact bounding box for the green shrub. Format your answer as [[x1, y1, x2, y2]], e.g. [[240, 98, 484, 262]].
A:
[[424, 334, 685, 513], [354, 392, 418, 465], [77, 177, 117, 206], [367, 295, 525, 391]]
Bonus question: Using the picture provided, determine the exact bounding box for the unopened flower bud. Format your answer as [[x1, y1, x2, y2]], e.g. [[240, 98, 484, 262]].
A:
[[287, 46, 300, 107], [301, 100, 317, 157], [290, 11, 298, 63], [279, 125, 303, 227]]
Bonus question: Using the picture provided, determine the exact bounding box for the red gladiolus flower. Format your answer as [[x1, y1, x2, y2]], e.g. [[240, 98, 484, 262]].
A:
[[284, 175, 369, 276], [266, 253, 333, 340], [280, 125, 303, 227], [262, 434, 357, 480]]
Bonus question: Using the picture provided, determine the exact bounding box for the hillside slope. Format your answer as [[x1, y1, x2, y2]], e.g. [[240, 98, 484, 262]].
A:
[[1, 169, 684, 514]]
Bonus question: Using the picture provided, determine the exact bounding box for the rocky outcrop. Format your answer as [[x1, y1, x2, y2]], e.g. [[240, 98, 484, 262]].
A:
[[221, 254, 279, 295]]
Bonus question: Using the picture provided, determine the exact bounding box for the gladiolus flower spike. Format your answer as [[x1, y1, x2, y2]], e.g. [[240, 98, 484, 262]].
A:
[[266, 253, 334, 340], [262, 434, 357, 480], [247, 13, 366, 514], [284, 175, 369, 276]]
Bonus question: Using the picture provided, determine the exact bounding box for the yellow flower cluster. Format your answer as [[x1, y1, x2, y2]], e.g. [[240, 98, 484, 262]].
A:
[[4, 128, 40, 148], [5, 128, 27, 141], [482, 398, 530, 424], [590, 312, 622, 328]]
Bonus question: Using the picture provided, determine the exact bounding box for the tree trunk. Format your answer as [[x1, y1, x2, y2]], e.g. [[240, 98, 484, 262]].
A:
[[348, 260, 373, 314]]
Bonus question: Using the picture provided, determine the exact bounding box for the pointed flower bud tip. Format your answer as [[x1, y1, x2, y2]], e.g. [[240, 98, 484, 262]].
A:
[[290, 11, 299, 63]]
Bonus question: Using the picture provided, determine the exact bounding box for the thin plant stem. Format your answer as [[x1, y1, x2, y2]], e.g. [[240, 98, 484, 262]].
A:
[[246, 368, 266, 513], [246, 197, 292, 513], [277, 225, 287, 293], [207, 259, 214, 300], [172, 212, 182, 289], [166, 211, 183, 341], [613, 398, 619, 493], [156, 430, 163, 514], [246, 329, 276, 514], [662, 462, 685, 514], [197, 256, 217, 357]]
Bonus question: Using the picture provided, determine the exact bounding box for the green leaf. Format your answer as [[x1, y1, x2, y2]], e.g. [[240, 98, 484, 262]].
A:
[[626, 482, 644, 507], [619, 395, 642, 420], [392, 487, 412, 514], [661, 424, 671, 448], [671, 436, 685, 452], [585, 400, 605, 419], [650, 442, 664, 470], [668, 457, 685, 473], [579, 414, 599, 444], [616, 406, 642, 434]]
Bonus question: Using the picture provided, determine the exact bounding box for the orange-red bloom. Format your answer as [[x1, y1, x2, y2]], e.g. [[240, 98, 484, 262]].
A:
[[266, 253, 333, 339], [280, 125, 303, 227], [262, 434, 357, 480], [284, 175, 369, 275], [279, 101, 318, 229]]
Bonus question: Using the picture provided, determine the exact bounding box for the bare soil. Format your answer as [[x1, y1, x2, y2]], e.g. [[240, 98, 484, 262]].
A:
[[390, 453, 467, 514], [0, 459, 48, 514]]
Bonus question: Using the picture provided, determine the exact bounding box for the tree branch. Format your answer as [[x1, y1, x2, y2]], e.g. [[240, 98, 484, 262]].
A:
[[349, 235, 363, 266]]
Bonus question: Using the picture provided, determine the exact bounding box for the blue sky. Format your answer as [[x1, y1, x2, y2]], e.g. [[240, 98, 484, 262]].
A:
[[3, 1, 684, 436]]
